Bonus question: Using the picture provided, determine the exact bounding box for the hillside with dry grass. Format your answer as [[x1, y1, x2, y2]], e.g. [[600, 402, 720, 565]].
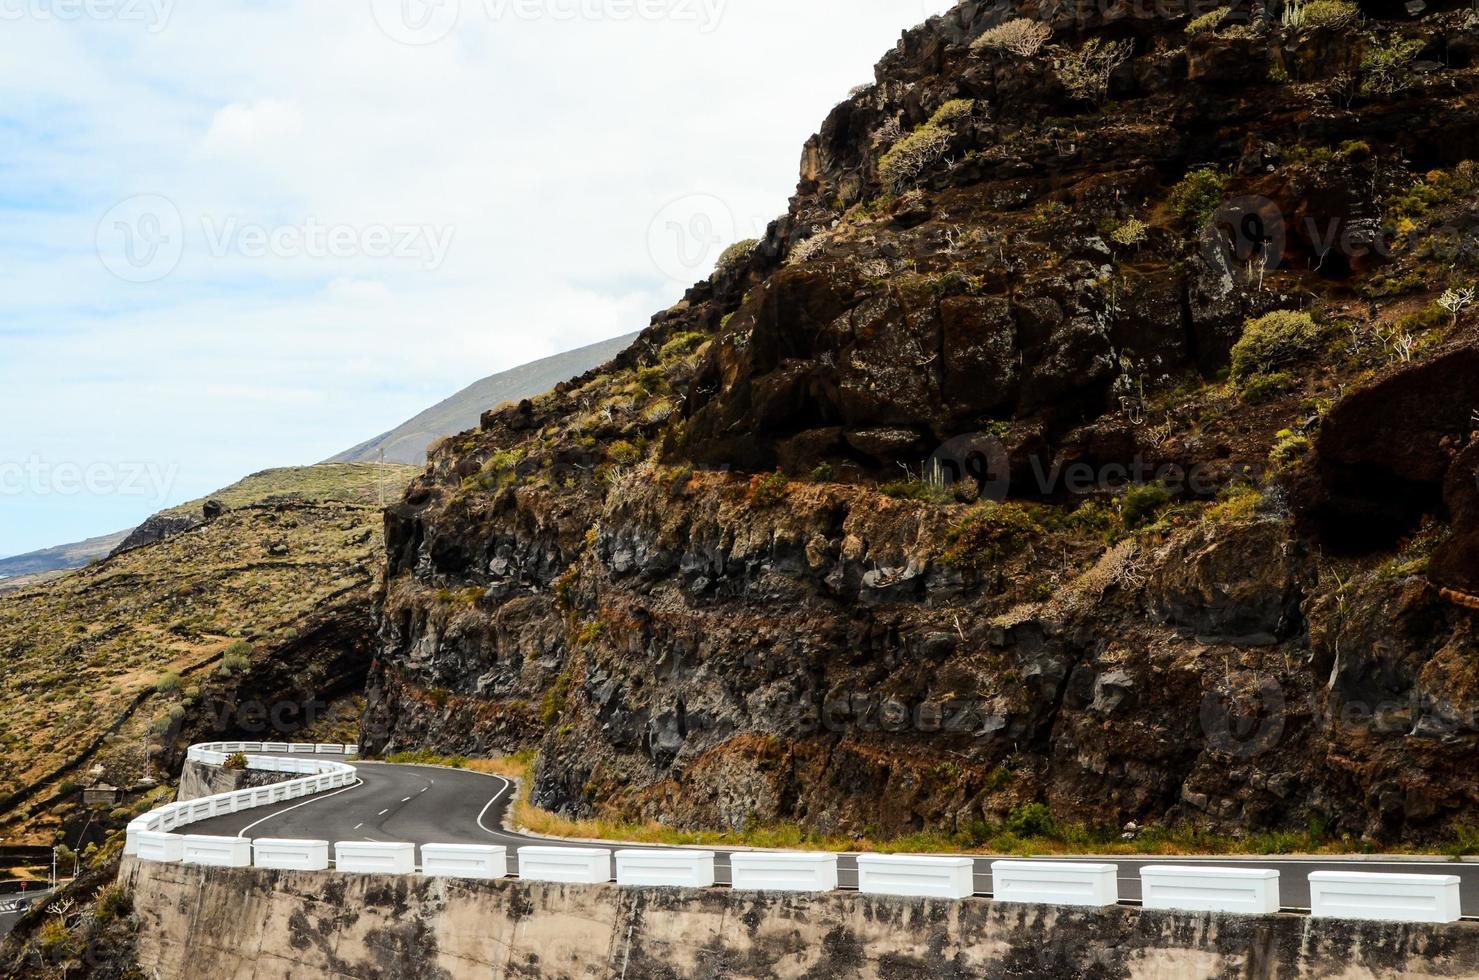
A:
[[0, 463, 416, 845]]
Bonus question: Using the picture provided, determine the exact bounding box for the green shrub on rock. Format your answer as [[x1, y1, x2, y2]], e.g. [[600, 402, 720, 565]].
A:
[[1165, 168, 1227, 226], [1361, 38, 1424, 96], [941, 502, 1040, 573], [879, 124, 953, 191], [1185, 5, 1230, 34], [1230, 310, 1324, 384]]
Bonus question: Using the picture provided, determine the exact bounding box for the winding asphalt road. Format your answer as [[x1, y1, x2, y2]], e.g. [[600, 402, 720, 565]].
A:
[[181, 756, 1479, 913]]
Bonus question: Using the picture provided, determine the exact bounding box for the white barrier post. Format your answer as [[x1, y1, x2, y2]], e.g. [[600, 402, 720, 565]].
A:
[[1140, 866, 1280, 914], [136, 831, 186, 863], [182, 835, 253, 868], [335, 842, 417, 875], [614, 850, 716, 889], [1309, 871, 1462, 924], [421, 844, 509, 880], [254, 839, 332, 871], [990, 861, 1119, 907], [729, 852, 838, 892], [517, 846, 611, 884], [857, 854, 975, 899]]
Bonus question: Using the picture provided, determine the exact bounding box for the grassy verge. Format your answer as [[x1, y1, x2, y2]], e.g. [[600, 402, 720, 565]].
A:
[[382, 753, 1479, 859]]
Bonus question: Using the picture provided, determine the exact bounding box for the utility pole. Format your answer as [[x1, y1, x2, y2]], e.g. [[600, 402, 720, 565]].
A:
[[49, 847, 56, 888], [377, 449, 386, 508]]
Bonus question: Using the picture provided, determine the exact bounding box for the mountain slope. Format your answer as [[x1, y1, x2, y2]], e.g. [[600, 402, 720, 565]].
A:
[[0, 532, 130, 591], [364, 2, 1479, 849], [0, 463, 418, 846], [328, 332, 639, 465]]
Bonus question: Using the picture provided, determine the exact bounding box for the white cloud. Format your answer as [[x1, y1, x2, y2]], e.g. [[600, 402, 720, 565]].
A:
[[0, 0, 957, 556]]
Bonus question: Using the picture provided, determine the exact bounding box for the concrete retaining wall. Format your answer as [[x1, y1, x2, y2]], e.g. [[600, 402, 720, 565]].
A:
[[119, 857, 1479, 980]]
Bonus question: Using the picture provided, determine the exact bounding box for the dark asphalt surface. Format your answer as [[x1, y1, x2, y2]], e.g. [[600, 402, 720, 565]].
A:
[[181, 757, 1479, 913], [0, 888, 47, 940]]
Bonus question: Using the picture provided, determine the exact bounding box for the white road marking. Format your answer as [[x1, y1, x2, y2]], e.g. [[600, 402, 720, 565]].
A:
[[402, 797, 412, 803], [234, 779, 365, 839], [378, 809, 389, 816], [353, 823, 363, 830]]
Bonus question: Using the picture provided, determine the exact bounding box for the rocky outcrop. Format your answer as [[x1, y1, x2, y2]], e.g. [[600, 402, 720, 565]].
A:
[[109, 512, 202, 558], [364, 3, 1479, 846]]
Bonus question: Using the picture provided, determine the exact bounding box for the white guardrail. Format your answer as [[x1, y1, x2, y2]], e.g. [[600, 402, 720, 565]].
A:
[[128, 746, 1474, 926], [124, 742, 359, 856]]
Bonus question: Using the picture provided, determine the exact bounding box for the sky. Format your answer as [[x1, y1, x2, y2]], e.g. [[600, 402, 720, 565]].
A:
[[0, 0, 957, 559]]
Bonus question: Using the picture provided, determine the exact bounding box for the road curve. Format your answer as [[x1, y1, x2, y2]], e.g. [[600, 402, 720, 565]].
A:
[[181, 756, 1479, 912]]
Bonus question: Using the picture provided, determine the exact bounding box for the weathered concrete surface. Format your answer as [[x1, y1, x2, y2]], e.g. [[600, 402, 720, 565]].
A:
[[177, 759, 289, 802], [120, 857, 1479, 979]]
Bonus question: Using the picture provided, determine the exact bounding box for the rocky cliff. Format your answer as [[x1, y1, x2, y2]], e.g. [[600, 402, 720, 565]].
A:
[[364, 2, 1479, 846]]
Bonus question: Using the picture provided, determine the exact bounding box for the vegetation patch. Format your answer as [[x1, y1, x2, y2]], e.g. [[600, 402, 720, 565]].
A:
[[1230, 310, 1325, 396], [941, 502, 1041, 573]]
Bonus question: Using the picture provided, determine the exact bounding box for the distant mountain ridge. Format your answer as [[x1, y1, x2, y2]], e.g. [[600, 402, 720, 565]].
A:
[[0, 531, 130, 590], [1, 335, 636, 587], [328, 333, 638, 465]]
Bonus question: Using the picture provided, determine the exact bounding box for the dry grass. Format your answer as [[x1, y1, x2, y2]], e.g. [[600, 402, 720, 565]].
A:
[[0, 472, 405, 836], [469, 754, 1472, 859]]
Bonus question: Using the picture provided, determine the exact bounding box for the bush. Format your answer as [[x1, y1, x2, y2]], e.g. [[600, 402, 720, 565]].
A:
[[153, 672, 182, 696], [928, 99, 976, 128], [1239, 370, 1297, 404], [224, 751, 248, 771], [540, 671, 574, 726], [1270, 429, 1313, 467], [747, 471, 789, 508], [1109, 217, 1148, 247], [1165, 168, 1227, 226], [941, 502, 1040, 573], [659, 331, 707, 361], [971, 17, 1052, 57], [1297, 0, 1358, 28], [879, 478, 955, 505], [1361, 38, 1424, 96], [1185, 5, 1230, 34], [879, 123, 953, 191], [95, 885, 133, 924], [1057, 37, 1134, 107], [1005, 802, 1056, 838], [714, 238, 757, 276], [1230, 311, 1324, 382], [1121, 483, 1173, 529]]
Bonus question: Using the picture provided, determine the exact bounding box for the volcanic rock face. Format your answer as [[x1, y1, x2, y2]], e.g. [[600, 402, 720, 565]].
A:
[[365, 3, 1479, 844]]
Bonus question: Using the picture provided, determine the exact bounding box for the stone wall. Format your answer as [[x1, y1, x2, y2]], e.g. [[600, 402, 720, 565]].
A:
[[120, 857, 1479, 979], [176, 760, 290, 803]]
